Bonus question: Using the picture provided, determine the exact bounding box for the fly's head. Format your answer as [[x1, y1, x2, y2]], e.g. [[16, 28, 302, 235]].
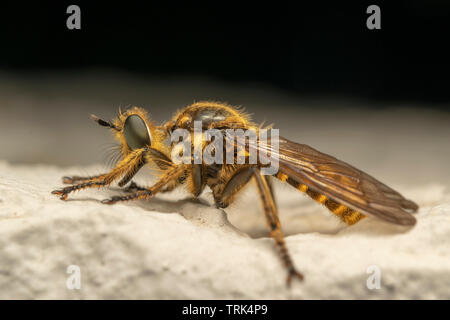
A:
[[91, 106, 169, 159]]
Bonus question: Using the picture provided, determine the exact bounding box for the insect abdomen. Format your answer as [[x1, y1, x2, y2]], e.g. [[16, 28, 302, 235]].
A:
[[276, 172, 366, 225]]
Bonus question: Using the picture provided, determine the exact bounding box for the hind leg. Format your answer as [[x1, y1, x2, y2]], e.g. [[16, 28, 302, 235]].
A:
[[253, 168, 303, 286]]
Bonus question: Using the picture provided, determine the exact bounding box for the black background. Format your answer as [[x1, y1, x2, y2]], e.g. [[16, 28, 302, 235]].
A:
[[1, 1, 449, 105], [0, 300, 445, 318]]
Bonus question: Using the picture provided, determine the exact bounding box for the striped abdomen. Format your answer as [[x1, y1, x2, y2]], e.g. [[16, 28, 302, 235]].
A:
[[276, 172, 366, 225]]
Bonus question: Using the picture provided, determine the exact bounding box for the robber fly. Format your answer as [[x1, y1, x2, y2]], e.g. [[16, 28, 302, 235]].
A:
[[52, 101, 418, 286]]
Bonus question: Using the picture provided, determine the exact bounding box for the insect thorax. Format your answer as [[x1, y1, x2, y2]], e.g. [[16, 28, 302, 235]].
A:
[[173, 103, 248, 130]]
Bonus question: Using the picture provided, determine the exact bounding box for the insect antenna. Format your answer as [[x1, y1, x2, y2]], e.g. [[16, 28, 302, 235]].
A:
[[90, 114, 120, 131]]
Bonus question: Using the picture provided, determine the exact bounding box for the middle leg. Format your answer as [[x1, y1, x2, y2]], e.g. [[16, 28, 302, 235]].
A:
[[211, 166, 255, 208]]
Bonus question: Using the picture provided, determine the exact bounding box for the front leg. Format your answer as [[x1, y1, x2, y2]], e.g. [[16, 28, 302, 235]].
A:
[[51, 149, 147, 200], [101, 165, 186, 204]]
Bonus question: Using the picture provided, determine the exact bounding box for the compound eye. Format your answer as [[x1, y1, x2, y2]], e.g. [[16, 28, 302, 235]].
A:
[[123, 115, 151, 150]]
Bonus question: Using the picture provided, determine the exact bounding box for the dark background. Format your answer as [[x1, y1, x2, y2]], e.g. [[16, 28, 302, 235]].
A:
[[1, 1, 449, 105], [1, 1, 449, 176]]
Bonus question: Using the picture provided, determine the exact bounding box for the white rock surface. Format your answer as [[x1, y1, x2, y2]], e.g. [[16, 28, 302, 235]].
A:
[[0, 160, 449, 299]]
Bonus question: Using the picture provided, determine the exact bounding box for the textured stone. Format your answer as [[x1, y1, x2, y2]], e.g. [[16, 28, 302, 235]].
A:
[[0, 161, 449, 299]]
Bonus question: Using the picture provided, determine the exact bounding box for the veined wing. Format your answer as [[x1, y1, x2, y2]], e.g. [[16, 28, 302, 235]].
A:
[[244, 135, 418, 225]]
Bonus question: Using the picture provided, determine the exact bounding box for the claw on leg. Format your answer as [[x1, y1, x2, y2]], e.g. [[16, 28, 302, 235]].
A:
[[51, 189, 68, 200], [51, 181, 107, 200], [52, 149, 149, 200]]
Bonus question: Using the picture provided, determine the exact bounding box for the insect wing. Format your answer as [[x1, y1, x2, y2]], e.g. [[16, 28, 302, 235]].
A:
[[238, 135, 418, 225]]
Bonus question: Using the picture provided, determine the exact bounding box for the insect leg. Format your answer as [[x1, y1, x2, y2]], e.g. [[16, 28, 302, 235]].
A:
[[253, 168, 303, 286], [116, 157, 147, 187], [65, 174, 179, 194], [121, 156, 186, 195], [123, 172, 186, 194], [62, 174, 104, 184], [62, 161, 146, 190], [62, 163, 147, 186], [115, 147, 174, 188], [265, 176, 278, 210], [189, 164, 206, 197], [51, 149, 147, 200], [122, 181, 147, 193], [100, 165, 186, 204], [212, 166, 254, 208]]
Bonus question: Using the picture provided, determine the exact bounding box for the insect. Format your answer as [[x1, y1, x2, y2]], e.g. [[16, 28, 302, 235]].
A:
[[52, 101, 418, 286]]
